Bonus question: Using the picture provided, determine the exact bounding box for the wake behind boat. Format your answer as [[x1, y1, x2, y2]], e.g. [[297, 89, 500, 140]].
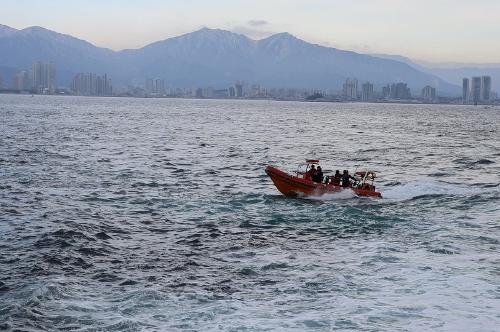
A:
[[265, 159, 382, 198]]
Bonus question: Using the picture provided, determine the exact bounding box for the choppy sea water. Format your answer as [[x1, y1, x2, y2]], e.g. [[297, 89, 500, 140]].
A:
[[0, 95, 499, 331]]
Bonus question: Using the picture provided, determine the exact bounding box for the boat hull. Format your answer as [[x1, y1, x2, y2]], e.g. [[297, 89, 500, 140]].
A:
[[265, 166, 382, 198]]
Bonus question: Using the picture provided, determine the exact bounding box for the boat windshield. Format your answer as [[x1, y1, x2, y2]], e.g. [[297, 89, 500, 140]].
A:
[[296, 160, 320, 178]]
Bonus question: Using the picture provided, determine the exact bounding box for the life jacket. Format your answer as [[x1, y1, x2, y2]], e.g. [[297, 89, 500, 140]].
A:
[[308, 168, 317, 178], [316, 171, 323, 183], [342, 174, 351, 187]]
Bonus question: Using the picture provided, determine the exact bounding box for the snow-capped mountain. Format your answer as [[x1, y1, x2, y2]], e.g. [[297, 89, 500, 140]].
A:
[[0, 24, 18, 38], [0, 25, 460, 94]]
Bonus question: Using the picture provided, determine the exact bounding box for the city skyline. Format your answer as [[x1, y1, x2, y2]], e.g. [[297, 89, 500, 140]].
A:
[[462, 75, 492, 104], [3, 60, 497, 104], [1, 0, 500, 63]]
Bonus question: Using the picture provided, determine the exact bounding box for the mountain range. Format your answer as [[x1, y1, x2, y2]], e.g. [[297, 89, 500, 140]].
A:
[[1, 24, 497, 96], [372, 53, 500, 93]]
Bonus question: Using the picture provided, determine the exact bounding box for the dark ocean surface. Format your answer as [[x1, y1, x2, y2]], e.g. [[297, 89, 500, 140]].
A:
[[0, 95, 499, 331]]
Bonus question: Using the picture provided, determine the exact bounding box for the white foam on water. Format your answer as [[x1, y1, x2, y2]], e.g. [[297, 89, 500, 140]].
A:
[[381, 179, 489, 201], [305, 189, 356, 201]]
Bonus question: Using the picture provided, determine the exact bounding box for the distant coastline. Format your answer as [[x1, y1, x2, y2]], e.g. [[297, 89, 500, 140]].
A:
[[2, 90, 497, 106]]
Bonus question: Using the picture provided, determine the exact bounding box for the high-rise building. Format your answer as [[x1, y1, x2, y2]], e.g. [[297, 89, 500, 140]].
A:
[[203, 86, 214, 98], [421, 85, 436, 103], [145, 79, 154, 95], [31, 61, 56, 94], [490, 91, 498, 101], [235, 82, 244, 97], [97, 74, 112, 96], [195, 88, 203, 98], [14, 71, 30, 91], [72, 73, 93, 95], [145, 78, 166, 96], [382, 84, 391, 99], [470, 76, 481, 104], [361, 82, 374, 101], [71, 73, 112, 96], [390, 82, 411, 100], [462, 78, 469, 104], [342, 78, 358, 100], [463, 75, 492, 104], [155, 78, 165, 95], [32, 62, 42, 90], [481, 76, 491, 103], [251, 84, 264, 98]]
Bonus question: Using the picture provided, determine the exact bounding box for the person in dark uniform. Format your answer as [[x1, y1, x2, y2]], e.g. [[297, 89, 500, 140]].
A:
[[331, 170, 341, 186], [307, 165, 317, 181], [341, 170, 355, 188], [314, 166, 324, 183]]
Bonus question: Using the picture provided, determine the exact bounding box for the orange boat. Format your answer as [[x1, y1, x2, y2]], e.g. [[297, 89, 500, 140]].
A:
[[265, 160, 382, 198]]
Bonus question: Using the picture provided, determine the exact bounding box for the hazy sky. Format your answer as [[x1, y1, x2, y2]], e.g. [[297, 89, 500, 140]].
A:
[[2, 0, 499, 63]]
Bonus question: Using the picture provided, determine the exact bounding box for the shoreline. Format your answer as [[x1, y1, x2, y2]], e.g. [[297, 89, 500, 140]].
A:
[[1, 91, 498, 106]]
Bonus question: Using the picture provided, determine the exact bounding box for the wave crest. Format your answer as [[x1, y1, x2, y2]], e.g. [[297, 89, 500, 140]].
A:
[[381, 180, 491, 201]]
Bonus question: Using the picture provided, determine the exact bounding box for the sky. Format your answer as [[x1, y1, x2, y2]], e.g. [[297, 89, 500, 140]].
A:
[[1, 0, 499, 63]]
